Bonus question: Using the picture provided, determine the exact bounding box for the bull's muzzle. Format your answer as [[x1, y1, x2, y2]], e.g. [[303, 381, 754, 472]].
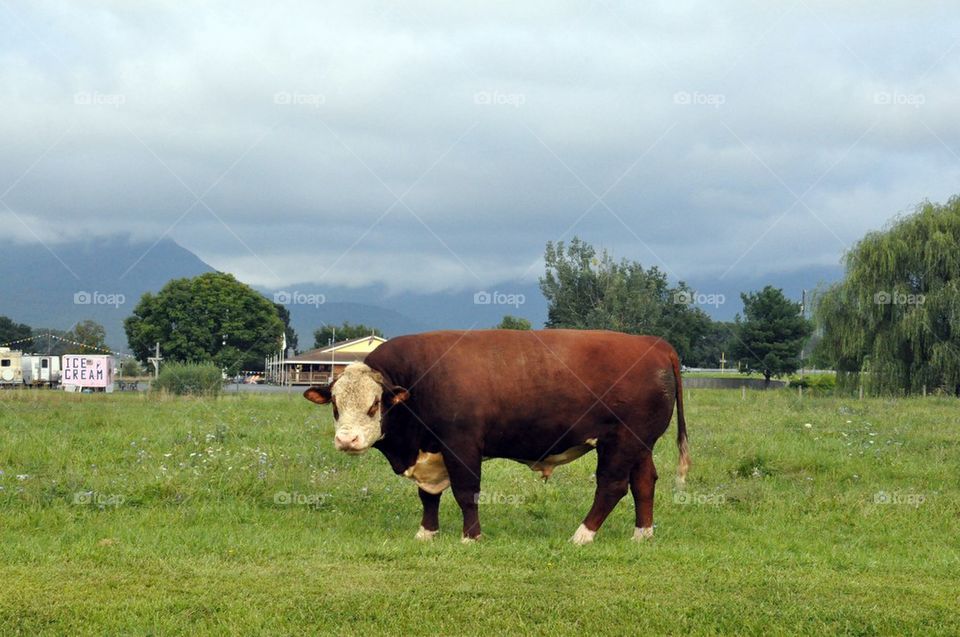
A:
[[334, 432, 366, 453]]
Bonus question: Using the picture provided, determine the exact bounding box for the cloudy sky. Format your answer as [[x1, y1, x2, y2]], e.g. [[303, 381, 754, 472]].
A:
[[2, 0, 959, 294]]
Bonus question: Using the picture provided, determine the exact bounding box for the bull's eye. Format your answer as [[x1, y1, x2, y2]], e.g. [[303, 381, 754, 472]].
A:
[[367, 399, 380, 417], [332, 403, 340, 420]]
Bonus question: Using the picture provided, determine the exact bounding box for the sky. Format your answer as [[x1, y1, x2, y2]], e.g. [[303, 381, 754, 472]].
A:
[[2, 0, 959, 297]]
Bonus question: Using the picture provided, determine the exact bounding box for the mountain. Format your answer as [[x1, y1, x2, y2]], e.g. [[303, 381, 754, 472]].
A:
[[684, 264, 845, 321], [261, 282, 550, 348], [0, 235, 843, 352], [0, 236, 214, 350]]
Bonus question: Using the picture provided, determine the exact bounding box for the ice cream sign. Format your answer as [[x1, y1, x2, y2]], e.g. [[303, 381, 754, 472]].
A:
[[62, 355, 114, 388]]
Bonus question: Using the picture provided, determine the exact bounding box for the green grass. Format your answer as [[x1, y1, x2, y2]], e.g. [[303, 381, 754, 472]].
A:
[[1, 389, 958, 635]]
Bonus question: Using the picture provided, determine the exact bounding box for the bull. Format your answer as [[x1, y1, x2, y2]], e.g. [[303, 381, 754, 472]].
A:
[[303, 329, 689, 544]]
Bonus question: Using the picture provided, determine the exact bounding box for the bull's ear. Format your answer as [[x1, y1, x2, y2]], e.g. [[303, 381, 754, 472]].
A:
[[385, 385, 410, 406], [303, 386, 333, 405]]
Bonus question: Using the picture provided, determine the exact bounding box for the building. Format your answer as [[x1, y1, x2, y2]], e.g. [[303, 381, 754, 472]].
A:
[[266, 335, 387, 386]]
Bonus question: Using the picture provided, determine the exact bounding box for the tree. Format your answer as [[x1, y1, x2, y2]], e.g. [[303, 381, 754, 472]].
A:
[[731, 286, 812, 385], [0, 316, 32, 347], [313, 321, 383, 349], [495, 315, 532, 330], [274, 303, 299, 352], [539, 237, 712, 362], [119, 358, 143, 378], [124, 272, 284, 374], [64, 320, 108, 354], [814, 197, 960, 395]]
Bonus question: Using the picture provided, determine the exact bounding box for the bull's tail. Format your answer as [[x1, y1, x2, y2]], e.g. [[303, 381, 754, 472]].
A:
[[672, 355, 691, 484]]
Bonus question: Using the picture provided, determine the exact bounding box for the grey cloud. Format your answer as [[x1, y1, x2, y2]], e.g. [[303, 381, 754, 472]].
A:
[[2, 0, 959, 293]]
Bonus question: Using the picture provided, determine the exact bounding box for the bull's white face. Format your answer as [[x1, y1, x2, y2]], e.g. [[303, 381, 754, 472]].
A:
[[303, 363, 410, 454], [328, 364, 384, 453]]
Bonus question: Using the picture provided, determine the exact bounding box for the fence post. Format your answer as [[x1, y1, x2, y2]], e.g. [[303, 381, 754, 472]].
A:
[[798, 385, 803, 400], [741, 385, 746, 401], [923, 385, 927, 398], [859, 385, 864, 400]]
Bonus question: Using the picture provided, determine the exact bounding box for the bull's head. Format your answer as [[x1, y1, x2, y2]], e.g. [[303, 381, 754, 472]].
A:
[[303, 363, 409, 453]]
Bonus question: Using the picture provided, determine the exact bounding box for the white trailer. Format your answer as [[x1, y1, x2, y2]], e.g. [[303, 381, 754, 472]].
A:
[[22, 355, 62, 387], [0, 348, 24, 386], [62, 354, 116, 393]]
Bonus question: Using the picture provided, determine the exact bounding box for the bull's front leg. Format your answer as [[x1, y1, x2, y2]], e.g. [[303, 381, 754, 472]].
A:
[[442, 448, 482, 542], [415, 487, 441, 541]]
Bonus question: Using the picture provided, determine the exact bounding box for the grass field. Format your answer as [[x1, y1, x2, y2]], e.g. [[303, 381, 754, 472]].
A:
[[1, 389, 958, 635]]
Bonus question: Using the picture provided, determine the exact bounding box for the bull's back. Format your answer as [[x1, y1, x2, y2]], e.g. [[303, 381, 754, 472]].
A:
[[367, 329, 678, 425]]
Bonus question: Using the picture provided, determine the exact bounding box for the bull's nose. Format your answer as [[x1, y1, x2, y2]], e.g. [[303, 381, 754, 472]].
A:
[[334, 433, 361, 450]]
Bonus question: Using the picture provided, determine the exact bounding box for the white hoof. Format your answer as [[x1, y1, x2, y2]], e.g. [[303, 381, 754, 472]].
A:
[[461, 535, 481, 544], [415, 526, 438, 541], [570, 523, 596, 545], [632, 526, 654, 541]]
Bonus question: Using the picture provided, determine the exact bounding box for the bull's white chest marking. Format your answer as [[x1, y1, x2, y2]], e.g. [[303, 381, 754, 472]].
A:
[[522, 438, 598, 480], [403, 451, 450, 494]]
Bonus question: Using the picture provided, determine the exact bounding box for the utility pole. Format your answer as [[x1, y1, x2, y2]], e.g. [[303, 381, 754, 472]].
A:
[[147, 342, 162, 379], [800, 289, 806, 382]]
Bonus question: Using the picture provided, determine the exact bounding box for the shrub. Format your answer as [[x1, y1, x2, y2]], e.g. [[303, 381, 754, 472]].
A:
[[153, 362, 223, 397], [119, 358, 143, 378], [788, 373, 836, 393]]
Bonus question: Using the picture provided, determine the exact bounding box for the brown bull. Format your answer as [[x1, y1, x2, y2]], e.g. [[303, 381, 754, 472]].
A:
[[304, 329, 690, 544]]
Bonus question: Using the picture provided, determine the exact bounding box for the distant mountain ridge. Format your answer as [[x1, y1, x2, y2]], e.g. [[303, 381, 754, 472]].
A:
[[0, 235, 843, 352]]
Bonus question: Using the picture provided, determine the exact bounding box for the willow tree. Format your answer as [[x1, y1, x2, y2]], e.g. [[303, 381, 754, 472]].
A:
[[814, 197, 960, 395]]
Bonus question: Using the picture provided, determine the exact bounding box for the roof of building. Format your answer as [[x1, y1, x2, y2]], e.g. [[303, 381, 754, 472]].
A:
[[284, 335, 386, 364]]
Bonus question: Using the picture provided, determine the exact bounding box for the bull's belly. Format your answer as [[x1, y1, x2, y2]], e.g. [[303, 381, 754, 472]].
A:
[[512, 438, 597, 479], [402, 438, 598, 492]]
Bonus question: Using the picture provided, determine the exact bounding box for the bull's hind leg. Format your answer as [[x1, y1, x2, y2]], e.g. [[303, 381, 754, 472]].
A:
[[415, 488, 441, 541], [630, 451, 657, 541], [571, 444, 634, 545]]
